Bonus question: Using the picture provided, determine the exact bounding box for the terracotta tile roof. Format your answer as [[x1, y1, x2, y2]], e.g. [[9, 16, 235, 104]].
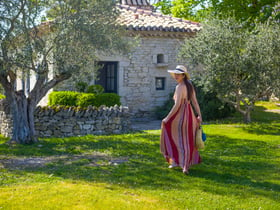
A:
[[117, 4, 201, 35]]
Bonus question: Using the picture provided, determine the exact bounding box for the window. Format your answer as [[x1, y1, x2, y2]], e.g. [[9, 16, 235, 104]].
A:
[[157, 54, 164, 64], [155, 77, 165, 90], [153, 54, 168, 67], [95, 62, 118, 93]]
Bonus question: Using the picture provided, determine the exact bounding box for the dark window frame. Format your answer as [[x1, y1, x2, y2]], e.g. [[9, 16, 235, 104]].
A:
[[95, 62, 118, 93], [155, 77, 165, 90], [157, 54, 164, 64]]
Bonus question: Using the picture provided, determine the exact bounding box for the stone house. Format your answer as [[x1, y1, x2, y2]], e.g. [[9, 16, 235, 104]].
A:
[[83, 0, 201, 118], [42, 0, 201, 118]]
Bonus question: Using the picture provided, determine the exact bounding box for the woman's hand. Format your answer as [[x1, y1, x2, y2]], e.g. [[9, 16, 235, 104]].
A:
[[162, 117, 169, 124], [197, 116, 202, 124]]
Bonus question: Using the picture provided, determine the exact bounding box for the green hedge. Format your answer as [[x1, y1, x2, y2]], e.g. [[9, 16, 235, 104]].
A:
[[76, 93, 96, 107], [48, 91, 80, 106], [48, 91, 121, 107], [94, 93, 121, 107]]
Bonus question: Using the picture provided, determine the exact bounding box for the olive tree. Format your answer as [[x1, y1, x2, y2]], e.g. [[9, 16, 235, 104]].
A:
[[154, 0, 280, 24], [179, 18, 280, 123], [0, 0, 130, 144]]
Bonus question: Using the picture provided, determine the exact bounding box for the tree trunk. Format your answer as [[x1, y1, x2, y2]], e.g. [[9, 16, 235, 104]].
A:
[[243, 110, 251, 123], [10, 90, 38, 144], [235, 100, 253, 123]]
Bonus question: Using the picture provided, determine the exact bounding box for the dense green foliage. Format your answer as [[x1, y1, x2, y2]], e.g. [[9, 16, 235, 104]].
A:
[[154, 0, 280, 24], [0, 101, 279, 209], [75, 82, 105, 95], [195, 84, 235, 120], [75, 81, 88, 92], [94, 93, 121, 107], [0, 94, 5, 100], [48, 91, 80, 106], [155, 84, 235, 121], [179, 18, 280, 122], [76, 93, 96, 107], [48, 91, 120, 107], [86, 85, 104, 95]]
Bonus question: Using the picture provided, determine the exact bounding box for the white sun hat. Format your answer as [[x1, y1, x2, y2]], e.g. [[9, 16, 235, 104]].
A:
[[167, 65, 190, 80]]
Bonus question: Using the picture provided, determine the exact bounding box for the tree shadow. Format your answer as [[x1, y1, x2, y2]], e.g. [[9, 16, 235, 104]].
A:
[[190, 133, 280, 201], [241, 123, 280, 135], [213, 104, 280, 124], [0, 131, 279, 202]]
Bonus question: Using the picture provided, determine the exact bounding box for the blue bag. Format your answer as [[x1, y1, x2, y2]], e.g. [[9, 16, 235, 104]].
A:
[[202, 131, 207, 142]]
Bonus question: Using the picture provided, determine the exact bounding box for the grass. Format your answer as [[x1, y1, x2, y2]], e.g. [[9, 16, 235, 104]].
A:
[[0, 101, 279, 209]]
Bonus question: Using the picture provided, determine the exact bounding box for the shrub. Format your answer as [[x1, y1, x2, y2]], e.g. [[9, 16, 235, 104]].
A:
[[75, 81, 88, 92], [86, 84, 104, 95], [154, 85, 235, 121], [48, 91, 80, 106], [94, 93, 121, 107], [0, 94, 5, 100], [48, 91, 121, 108], [194, 85, 235, 121], [76, 93, 96, 107]]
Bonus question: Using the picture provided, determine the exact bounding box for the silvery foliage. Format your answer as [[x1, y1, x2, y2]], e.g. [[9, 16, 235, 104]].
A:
[[179, 17, 280, 122]]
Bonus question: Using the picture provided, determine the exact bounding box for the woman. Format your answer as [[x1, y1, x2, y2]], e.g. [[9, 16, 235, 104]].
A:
[[160, 65, 202, 174]]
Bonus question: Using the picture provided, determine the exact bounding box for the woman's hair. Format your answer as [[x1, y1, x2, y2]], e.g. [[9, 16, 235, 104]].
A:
[[183, 76, 194, 101]]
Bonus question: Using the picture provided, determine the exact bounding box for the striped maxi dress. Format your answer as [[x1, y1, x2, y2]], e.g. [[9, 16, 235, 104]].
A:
[[160, 97, 201, 172]]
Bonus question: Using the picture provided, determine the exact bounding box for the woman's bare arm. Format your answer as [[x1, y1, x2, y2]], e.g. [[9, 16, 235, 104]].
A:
[[191, 90, 202, 123]]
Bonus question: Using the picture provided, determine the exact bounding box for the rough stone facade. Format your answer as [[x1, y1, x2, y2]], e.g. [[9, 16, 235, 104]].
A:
[[0, 105, 131, 138], [96, 36, 186, 118]]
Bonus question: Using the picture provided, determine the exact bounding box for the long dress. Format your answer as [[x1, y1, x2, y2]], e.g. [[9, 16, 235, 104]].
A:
[[160, 91, 201, 172]]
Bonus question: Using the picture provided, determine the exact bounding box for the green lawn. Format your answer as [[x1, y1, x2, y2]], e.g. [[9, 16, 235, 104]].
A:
[[0, 101, 279, 209]]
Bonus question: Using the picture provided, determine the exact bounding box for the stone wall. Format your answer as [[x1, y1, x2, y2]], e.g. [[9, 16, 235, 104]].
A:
[[0, 111, 12, 138], [0, 105, 131, 138]]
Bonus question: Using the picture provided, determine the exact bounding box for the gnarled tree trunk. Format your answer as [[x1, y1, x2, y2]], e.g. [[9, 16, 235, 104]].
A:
[[242, 110, 252, 124], [10, 90, 37, 144]]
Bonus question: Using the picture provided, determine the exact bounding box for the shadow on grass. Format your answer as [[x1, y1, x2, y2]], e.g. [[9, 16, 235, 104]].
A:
[[0, 130, 279, 202], [241, 123, 280, 135], [213, 104, 280, 124]]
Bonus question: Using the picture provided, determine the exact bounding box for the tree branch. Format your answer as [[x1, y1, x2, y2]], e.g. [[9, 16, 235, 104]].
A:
[[29, 72, 71, 104]]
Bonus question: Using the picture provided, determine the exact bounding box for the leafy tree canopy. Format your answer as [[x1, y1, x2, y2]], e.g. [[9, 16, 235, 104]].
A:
[[154, 0, 280, 24], [179, 18, 280, 122]]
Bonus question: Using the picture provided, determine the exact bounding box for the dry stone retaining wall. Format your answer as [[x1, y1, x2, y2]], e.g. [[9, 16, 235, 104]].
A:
[[0, 105, 131, 138]]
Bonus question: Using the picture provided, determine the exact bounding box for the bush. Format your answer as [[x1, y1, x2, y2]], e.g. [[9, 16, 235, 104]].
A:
[[75, 81, 88, 92], [154, 84, 235, 121], [0, 94, 5, 100], [86, 85, 104, 95], [194, 84, 235, 121], [48, 91, 80, 106], [48, 91, 121, 108], [76, 93, 96, 107], [94, 93, 121, 107]]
